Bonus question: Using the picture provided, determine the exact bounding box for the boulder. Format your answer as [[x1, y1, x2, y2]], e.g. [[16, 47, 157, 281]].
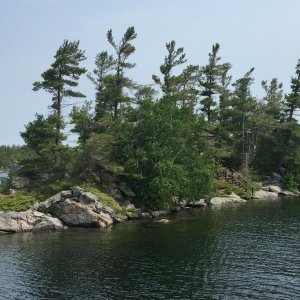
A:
[[32, 190, 124, 228], [126, 203, 136, 211], [0, 209, 65, 233], [71, 187, 84, 198], [140, 212, 152, 219], [60, 190, 72, 199], [114, 214, 128, 223], [210, 193, 246, 205], [262, 185, 282, 193], [279, 190, 299, 196], [32, 192, 62, 211], [187, 199, 207, 207], [79, 191, 99, 205], [54, 199, 113, 228], [253, 190, 279, 200]]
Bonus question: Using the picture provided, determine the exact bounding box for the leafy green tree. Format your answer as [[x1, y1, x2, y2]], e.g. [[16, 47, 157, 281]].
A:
[[117, 41, 214, 208], [117, 98, 213, 209], [33, 40, 87, 146]]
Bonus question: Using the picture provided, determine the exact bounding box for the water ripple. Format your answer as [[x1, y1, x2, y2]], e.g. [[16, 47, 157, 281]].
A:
[[0, 197, 299, 299]]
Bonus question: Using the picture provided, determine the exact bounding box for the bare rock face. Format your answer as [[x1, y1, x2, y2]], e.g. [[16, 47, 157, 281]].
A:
[[33, 188, 120, 228], [0, 209, 65, 233], [253, 190, 279, 200], [187, 199, 207, 207], [54, 199, 113, 228], [210, 192, 247, 206], [262, 185, 282, 193]]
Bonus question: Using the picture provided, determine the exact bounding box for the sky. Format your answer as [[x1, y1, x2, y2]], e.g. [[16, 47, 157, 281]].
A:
[[1, 0, 300, 145]]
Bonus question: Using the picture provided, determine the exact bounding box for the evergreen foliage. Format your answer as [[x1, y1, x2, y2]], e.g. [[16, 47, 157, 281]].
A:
[[1, 27, 298, 208]]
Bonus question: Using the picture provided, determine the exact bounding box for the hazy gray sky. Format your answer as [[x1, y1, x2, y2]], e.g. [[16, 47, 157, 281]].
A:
[[1, 0, 300, 145]]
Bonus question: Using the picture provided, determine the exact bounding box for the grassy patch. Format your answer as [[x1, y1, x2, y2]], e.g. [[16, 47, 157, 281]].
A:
[[211, 178, 251, 199], [80, 183, 125, 215], [0, 193, 36, 212]]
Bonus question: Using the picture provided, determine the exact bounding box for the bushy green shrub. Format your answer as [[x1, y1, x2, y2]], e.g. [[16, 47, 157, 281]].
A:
[[80, 183, 125, 214], [0, 193, 35, 211]]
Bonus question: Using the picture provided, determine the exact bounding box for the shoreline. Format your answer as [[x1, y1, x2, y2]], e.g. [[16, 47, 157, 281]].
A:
[[0, 185, 299, 234]]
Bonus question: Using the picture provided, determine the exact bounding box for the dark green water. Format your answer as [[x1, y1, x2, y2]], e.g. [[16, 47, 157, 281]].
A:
[[0, 198, 299, 300]]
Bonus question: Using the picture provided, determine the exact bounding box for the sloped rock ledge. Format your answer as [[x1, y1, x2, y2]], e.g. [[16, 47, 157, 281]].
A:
[[254, 185, 300, 200], [33, 188, 127, 228], [209, 192, 247, 206], [1, 185, 298, 234], [0, 209, 65, 233], [0, 188, 127, 233]]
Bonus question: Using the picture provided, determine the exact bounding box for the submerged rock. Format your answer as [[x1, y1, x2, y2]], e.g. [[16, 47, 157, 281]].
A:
[[0, 209, 65, 233]]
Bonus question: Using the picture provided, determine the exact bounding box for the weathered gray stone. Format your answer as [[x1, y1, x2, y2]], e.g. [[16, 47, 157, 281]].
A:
[[71, 187, 84, 198], [115, 214, 128, 223], [32, 192, 62, 211], [210, 193, 246, 205], [253, 190, 279, 200], [262, 185, 282, 193], [55, 199, 113, 228], [139, 212, 152, 219], [126, 203, 135, 211], [60, 190, 72, 199], [279, 190, 299, 196], [79, 192, 99, 205], [0, 209, 65, 233], [187, 199, 207, 207], [31, 190, 128, 230]]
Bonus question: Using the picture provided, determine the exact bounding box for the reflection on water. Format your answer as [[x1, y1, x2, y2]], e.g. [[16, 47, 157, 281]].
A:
[[0, 198, 299, 299]]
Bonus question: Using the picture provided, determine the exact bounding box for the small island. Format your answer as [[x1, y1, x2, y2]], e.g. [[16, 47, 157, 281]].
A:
[[0, 27, 299, 234]]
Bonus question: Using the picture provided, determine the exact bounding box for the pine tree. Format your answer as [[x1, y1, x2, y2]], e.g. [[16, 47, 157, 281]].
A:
[[89, 27, 137, 119], [33, 40, 87, 146], [285, 59, 300, 120], [199, 43, 225, 122], [152, 40, 198, 106]]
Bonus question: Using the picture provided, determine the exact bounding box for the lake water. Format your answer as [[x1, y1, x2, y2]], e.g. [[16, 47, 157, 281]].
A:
[[0, 172, 8, 178], [0, 198, 299, 299]]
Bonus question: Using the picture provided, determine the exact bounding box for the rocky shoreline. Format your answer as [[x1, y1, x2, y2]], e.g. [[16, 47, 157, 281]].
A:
[[0, 185, 299, 234]]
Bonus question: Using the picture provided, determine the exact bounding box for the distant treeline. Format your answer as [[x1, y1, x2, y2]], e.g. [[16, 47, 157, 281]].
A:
[[0, 145, 33, 170]]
